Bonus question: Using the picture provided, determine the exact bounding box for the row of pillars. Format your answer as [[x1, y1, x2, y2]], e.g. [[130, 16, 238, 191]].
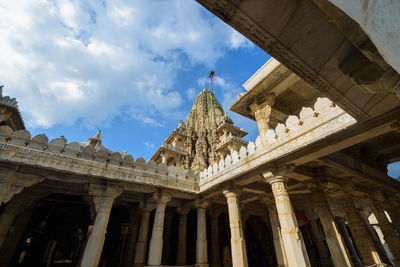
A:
[[1, 176, 400, 267]]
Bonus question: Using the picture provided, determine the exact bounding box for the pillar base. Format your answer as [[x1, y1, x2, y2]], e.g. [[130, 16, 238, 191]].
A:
[[195, 264, 209, 267]]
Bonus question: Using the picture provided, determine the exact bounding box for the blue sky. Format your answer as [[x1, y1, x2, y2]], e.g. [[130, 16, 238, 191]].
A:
[[1, 0, 398, 178]]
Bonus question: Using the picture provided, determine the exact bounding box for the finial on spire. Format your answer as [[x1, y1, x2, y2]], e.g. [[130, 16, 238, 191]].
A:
[[209, 70, 215, 93]]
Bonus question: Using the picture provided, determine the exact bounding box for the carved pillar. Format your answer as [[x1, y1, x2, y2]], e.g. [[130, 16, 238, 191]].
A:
[[262, 170, 310, 267], [133, 203, 153, 267], [304, 208, 331, 267], [308, 179, 353, 267], [359, 209, 393, 265], [195, 200, 209, 267], [147, 192, 171, 266], [368, 200, 400, 266], [335, 217, 363, 267], [80, 184, 122, 267], [124, 207, 140, 267], [176, 207, 190, 266], [263, 198, 288, 267], [249, 93, 275, 145], [222, 188, 248, 267], [340, 194, 381, 265], [0, 190, 46, 246], [210, 209, 222, 267]]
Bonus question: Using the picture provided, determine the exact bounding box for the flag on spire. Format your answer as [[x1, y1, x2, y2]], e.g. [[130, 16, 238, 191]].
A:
[[209, 70, 215, 93]]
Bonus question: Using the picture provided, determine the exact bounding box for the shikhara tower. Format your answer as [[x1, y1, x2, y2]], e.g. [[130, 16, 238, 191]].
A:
[[151, 88, 247, 171]]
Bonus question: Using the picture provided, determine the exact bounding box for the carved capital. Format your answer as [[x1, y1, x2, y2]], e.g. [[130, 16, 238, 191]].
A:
[[152, 191, 171, 206], [222, 186, 241, 199], [88, 184, 123, 213], [194, 198, 209, 209], [261, 165, 294, 184], [139, 201, 155, 213]]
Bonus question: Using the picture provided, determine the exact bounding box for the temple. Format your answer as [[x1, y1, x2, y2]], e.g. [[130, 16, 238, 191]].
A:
[[1, 1, 400, 267], [151, 88, 247, 171]]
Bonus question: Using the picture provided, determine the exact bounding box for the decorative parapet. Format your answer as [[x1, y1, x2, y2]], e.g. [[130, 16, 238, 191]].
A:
[[0, 128, 198, 193], [161, 143, 187, 155], [216, 134, 248, 150], [199, 97, 357, 191]]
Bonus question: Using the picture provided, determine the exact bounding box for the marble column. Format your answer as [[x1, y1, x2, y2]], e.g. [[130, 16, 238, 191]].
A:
[[124, 208, 140, 267], [263, 199, 288, 267], [335, 217, 363, 267], [309, 183, 353, 266], [147, 192, 171, 266], [176, 207, 190, 266], [369, 201, 400, 265], [195, 200, 209, 267], [262, 171, 310, 267], [305, 208, 331, 267], [210, 209, 222, 267], [133, 204, 153, 267], [249, 93, 275, 146], [340, 195, 381, 265], [81, 184, 122, 267], [222, 188, 248, 267]]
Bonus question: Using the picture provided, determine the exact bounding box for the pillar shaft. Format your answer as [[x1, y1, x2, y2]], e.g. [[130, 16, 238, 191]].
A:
[[335, 217, 363, 267], [147, 193, 170, 266], [341, 196, 381, 265], [81, 185, 122, 267], [133, 209, 151, 267], [196, 205, 208, 267], [267, 204, 288, 267], [311, 188, 353, 266], [371, 203, 400, 265], [223, 189, 248, 267], [211, 213, 221, 267], [266, 176, 310, 267], [305, 209, 330, 267], [177, 210, 188, 266]]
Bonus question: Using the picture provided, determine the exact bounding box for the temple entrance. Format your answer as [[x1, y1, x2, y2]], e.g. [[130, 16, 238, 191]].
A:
[[244, 216, 276, 267], [12, 194, 90, 267]]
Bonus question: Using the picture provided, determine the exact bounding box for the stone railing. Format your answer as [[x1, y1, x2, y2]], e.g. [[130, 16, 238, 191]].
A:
[[199, 97, 357, 191], [216, 134, 248, 150], [0, 128, 198, 193], [161, 143, 187, 155]]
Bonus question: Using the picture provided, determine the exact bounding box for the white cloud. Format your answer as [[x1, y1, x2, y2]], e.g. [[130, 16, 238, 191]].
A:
[[144, 141, 155, 149], [0, 0, 253, 129], [186, 88, 196, 100]]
